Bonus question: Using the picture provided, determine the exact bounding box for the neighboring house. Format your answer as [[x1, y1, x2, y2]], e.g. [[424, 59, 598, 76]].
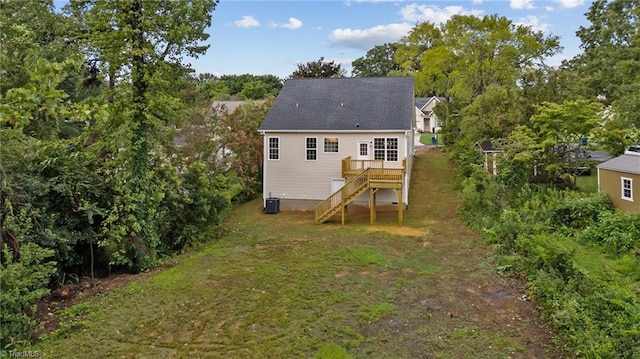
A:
[[597, 151, 640, 213], [415, 96, 445, 133], [210, 100, 247, 115], [173, 101, 252, 147], [259, 76, 416, 224], [475, 141, 503, 175]]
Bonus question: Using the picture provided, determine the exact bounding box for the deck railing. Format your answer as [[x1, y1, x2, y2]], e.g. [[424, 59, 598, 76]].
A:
[[315, 169, 369, 223], [367, 168, 404, 183], [315, 157, 407, 224], [342, 157, 384, 177]]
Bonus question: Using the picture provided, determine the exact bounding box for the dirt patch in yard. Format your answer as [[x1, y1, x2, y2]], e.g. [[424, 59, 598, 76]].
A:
[[365, 225, 425, 237]]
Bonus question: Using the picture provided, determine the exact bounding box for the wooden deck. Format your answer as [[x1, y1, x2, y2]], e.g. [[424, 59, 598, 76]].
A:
[[315, 157, 406, 225]]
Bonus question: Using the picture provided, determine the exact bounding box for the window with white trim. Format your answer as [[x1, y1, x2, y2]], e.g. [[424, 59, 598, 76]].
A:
[[268, 137, 279, 160], [359, 142, 369, 158], [324, 137, 339, 153], [621, 177, 633, 201], [306, 137, 317, 160], [373, 137, 399, 161]]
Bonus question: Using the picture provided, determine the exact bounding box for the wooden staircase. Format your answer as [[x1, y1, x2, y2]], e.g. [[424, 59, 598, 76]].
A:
[[315, 169, 371, 224], [314, 164, 404, 224]]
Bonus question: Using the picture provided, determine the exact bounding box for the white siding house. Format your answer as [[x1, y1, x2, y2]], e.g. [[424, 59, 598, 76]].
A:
[[259, 77, 416, 212]]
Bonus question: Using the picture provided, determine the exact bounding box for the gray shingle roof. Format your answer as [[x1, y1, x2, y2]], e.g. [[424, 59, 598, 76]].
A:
[[597, 153, 640, 175], [260, 77, 414, 131], [415, 97, 430, 109]]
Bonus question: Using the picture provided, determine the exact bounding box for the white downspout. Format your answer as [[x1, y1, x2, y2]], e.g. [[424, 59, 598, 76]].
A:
[[260, 131, 267, 207]]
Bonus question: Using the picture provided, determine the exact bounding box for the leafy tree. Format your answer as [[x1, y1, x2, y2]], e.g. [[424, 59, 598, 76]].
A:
[[395, 22, 442, 74], [240, 80, 268, 100], [435, 15, 560, 102], [290, 57, 344, 78], [64, 0, 218, 270], [352, 43, 400, 77], [498, 125, 543, 187], [575, 0, 640, 127], [214, 74, 281, 99], [206, 79, 232, 100], [529, 100, 602, 187], [0, 0, 72, 94], [460, 85, 526, 141], [181, 98, 274, 198]]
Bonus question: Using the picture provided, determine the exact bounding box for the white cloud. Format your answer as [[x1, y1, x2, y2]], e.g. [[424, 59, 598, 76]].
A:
[[554, 0, 585, 8], [545, 5, 555, 11], [233, 15, 260, 28], [280, 17, 302, 30], [510, 0, 535, 10], [400, 4, 483, 24], [329, 23, 413, 50], [515, 15, 550, 33], [273, 17, 303, 30], [472, 0, 484, 4]]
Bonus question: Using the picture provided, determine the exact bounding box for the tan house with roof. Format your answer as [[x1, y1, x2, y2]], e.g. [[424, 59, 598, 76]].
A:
[[415, 96, 445, 133], [597, 151, 640, 213]]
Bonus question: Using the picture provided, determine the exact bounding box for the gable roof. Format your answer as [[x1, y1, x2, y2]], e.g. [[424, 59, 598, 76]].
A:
[[475, 140, 503, 153], [597, 152, 640, 175], [260, 77, 414, 132], [415, 97, 430, 109]]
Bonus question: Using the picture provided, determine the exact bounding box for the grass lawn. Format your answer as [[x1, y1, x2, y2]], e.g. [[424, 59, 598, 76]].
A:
[[35, 150, 558, 358], [576, 170, 598, 193], [419, 133, 443, 146]]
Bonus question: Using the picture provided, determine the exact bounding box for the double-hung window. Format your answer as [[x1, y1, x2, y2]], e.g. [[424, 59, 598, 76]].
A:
[[268, 137, 279, 160], [373, 137, 399, 161], [324, 137, 339, 153], [306, 137, 317, 160], [621, 177, 633, 201]]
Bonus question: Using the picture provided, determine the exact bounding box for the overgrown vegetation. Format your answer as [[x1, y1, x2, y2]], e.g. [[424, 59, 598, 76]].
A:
[[452, 147, 640, 358], [0, 0, 271, 348]]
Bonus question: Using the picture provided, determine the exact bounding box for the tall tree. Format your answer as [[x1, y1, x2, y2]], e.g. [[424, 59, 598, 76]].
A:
[[352, 43, 400, 77], [65, 0, 218, 270], [575, 0, 640, 127], [0, 0, 72, 94], [460, 85, 526, 141], [435, 15, 560, 102], [395, 22, 442, 74], [290, 57, 344, 78], [530, 100, 602, 187]]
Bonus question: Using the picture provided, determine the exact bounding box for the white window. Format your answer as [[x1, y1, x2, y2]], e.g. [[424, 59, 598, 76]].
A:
[[621, 177, 633, 201], [373, 137, 399, 161], [359, 142, 368, 158], [306, 137, 317, 161], [324, 137, 339, 153], [268, 137, 279, 160]]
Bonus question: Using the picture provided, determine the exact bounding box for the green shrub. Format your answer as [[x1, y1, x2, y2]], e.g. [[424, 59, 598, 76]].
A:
[[458, 166, 507, 229], [580, 211, 640, 255], [0, 243, 57, 349], [550, 192, 612, 231]]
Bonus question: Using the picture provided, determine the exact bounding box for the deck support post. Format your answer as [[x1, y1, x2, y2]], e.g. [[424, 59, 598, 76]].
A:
[[395, 188, 403, 225], [369, 188, 379, 225], [341, 188, 346, 225]]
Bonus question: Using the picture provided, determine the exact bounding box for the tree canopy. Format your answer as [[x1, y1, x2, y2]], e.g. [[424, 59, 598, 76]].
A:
[[290, 57, 345, 78]]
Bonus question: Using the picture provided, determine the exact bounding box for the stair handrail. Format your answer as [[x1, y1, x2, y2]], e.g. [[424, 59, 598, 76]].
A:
[[315, 168, 370, 223]]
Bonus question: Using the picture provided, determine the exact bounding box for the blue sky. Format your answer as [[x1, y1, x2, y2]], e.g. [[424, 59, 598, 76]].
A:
[[190, 0, 592, 79]]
